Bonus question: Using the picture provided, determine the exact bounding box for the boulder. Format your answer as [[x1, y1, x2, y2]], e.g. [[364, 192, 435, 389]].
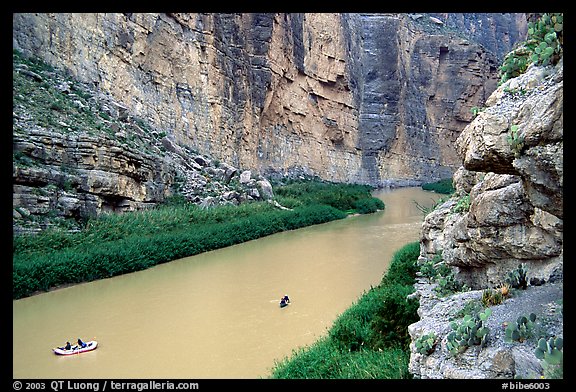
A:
[[413, 58, 563, 378], [239, 170, 252, 184], [256, 179, 274, 200]]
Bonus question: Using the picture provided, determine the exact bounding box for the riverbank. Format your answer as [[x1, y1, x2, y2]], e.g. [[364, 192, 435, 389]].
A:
[[13, 180, 384, 299], [14, 187, 438, 378], [267, 179, 454, 378], [269, 241, 421, 379]]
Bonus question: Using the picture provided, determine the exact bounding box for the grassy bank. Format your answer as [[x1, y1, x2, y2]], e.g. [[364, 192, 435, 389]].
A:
[[269, 241, 420, 379], [13, 180, 384, 299], [273, 180, 385, 214], [421, 178, 455, 194]]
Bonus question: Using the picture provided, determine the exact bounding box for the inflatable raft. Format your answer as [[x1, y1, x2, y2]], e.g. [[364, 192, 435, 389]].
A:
[[53, 341, 98, 355]]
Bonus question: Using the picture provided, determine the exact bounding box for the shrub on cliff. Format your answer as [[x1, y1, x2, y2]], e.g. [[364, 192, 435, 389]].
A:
[[499, 13, 563, 84]]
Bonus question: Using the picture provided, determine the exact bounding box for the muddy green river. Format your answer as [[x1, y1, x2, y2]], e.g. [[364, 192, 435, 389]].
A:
[[13, 187, 442, 379]]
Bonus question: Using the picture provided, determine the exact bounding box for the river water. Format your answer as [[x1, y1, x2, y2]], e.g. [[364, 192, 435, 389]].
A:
[[13, 187, 442, 379]]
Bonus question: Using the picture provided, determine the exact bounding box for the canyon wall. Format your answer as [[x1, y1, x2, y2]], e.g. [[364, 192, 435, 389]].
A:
[[13, 13, 527, 187], [409, 55, 563, 378]]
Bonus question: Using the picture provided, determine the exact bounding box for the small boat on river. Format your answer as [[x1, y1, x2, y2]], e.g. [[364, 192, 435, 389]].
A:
[[280, 294, 290, 308], [53, 341, 98, 355]]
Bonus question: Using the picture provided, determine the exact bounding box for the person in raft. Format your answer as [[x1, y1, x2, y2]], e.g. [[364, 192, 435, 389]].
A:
[[59, 341, 72, 350], [77, 338, 87, 348], [283, 295, 290, 303]]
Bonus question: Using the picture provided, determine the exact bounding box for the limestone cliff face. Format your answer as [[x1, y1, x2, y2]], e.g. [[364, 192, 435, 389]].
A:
[[13, 50, 275, 234], [347, 14, 507, 184], [12, 13, 361, 183], [13, 13, 526, 187], [420, 60, 563, 287], [427, 13, 528, 59], [410, 57, 563, 379]]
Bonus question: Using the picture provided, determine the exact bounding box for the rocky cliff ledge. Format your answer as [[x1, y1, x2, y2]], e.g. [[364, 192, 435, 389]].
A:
[[13, 50, 274, 234], [408, 56, 563, 378], [13, 13, 526, 187]]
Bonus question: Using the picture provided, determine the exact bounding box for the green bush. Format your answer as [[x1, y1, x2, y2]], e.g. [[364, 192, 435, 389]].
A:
[[481, 287, 504, 307], [418, 254, 467, 297], [14, 202, 270, 256], [273, 180, 379, 213], [273, 196, 303, 209], [419, 259, 437, 282], [381, 241, 420, 286], [329, 283, 418, 352], [368, 284, 420, 350], [415, 332, 437, 355], [352, 197, 385, 214], [270, 337, 411, 379], [329, 240, 420, 351], [421, 178, 455, 195], [452, 194, 471, 214]]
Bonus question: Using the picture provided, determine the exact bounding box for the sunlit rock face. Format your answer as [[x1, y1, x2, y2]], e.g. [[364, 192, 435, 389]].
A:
[[13, 13, 526, 187], [411, 57, 563, 380]]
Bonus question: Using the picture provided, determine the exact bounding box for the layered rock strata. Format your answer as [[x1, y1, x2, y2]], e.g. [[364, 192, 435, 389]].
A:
[[13, 13, 526, 187], [420, 59, 563, 287], [410, 58, 563, 378], [13, 54, 274, 234]]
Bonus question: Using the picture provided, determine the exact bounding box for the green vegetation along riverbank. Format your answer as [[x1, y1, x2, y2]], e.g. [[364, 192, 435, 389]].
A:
[[421, 178, 455, 194], [13, 180, 384, 299], [269, 241, 420, 379]]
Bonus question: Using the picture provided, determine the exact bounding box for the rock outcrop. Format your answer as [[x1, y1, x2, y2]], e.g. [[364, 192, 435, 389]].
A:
[[409, 55, 563, 378], [12, 13, 527, 187], [13, 51, 274, 234], [408, 278, 563, 379], [421, 59, 563, 288]]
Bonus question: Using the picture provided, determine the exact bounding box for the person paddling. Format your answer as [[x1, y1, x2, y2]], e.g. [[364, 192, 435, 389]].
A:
[[280, 294, 290, 307]]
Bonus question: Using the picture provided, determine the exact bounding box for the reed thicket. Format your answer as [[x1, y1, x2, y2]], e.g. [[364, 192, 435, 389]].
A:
[[13, 180, 385, 299]]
